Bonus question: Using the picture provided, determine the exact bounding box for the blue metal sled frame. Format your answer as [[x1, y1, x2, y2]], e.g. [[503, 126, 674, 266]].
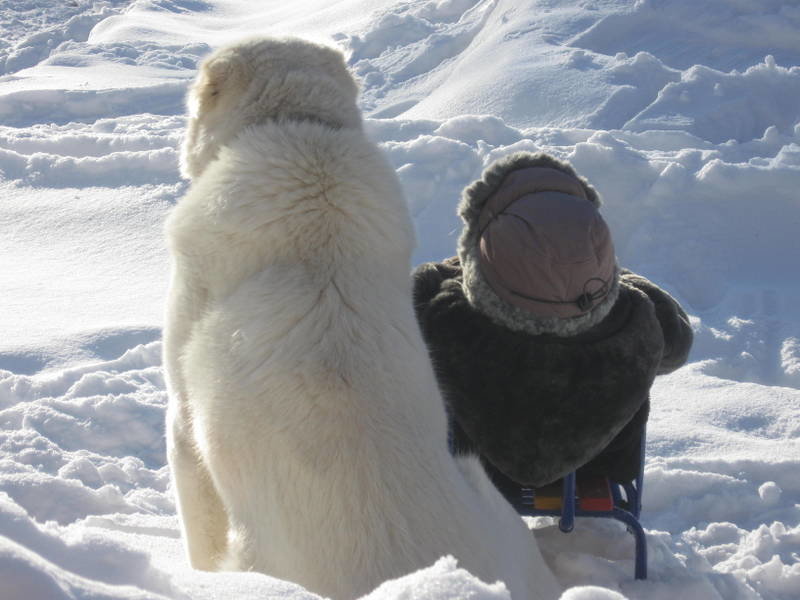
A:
[[515, 437, 648, 580]]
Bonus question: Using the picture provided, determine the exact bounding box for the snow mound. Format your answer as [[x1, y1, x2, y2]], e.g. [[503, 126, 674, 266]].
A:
[[361, 556, 511, 600], [0, 492, 180, 600], [0, 1, 133, 74], [0, 343, 170, 525], [0, 115, 181, 188], [571, 0, 800, 72], [624, 58, 800, 143], [559, 587, 626, 600]]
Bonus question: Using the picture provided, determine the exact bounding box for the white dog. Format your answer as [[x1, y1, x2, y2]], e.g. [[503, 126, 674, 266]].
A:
[[164, 36, 562, 600]]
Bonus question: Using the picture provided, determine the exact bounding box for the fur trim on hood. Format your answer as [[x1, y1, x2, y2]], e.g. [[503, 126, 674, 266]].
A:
[[457, 152, 620, 337]]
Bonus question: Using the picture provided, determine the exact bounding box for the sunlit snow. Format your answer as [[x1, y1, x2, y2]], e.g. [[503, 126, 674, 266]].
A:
[[1, 1, 798, 599]]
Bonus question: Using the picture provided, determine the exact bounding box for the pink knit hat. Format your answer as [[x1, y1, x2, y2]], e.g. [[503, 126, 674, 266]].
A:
[[477, 167, 616, 319]]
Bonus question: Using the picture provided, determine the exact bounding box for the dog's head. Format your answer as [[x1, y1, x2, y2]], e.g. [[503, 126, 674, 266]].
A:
[[180, 37, 361, 179]]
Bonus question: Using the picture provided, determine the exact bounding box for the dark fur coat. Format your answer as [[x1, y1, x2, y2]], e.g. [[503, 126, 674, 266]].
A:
[[413, 257, 693, 488]]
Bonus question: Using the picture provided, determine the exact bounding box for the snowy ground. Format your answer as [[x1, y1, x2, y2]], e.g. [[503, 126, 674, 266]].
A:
[[1, 1, 798, 599]]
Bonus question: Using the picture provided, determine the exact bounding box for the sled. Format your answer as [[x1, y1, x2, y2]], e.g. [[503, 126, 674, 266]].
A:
[[509, 436, 648, 580]]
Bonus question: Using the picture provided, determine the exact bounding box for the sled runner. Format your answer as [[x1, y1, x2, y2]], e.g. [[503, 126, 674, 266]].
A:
[[510, 436, 648, 580]]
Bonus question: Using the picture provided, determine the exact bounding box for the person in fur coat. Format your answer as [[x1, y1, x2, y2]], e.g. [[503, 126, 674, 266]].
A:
[[412, 152, 693, 497]]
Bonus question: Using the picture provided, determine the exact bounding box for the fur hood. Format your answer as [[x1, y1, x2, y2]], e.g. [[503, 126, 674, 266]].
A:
[[457, 152, 621, 337]]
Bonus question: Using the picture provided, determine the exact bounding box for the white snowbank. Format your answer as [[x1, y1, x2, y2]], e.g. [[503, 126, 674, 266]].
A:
[[0, 492, 180, 600], [361, 556, 512, 600]]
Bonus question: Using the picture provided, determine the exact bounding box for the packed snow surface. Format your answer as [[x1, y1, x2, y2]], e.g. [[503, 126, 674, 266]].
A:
[[1, 0, 798, 599]]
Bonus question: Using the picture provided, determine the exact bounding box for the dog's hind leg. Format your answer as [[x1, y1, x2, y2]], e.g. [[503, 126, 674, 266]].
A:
[[167, 403, 229, 570]]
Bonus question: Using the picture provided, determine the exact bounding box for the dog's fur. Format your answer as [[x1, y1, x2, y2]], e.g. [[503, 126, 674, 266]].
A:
[[164, 36, 562, 600]]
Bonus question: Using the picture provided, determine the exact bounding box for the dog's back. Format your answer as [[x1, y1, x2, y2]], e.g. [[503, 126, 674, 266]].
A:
[[165, 37, 561, 600]]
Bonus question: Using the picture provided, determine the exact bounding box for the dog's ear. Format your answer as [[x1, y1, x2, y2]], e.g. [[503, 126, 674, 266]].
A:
[[181, 51, 248, 180], [189, 50, 248, 116]]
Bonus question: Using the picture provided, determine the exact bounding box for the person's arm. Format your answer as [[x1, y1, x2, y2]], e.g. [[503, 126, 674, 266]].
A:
[[412, 258, 479, 457], [620, 271, 693, 374], [412, 257, 461, 319]]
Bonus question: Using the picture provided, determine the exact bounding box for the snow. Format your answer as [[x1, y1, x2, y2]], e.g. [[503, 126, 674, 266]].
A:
[[1, 0, 798, 598]]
